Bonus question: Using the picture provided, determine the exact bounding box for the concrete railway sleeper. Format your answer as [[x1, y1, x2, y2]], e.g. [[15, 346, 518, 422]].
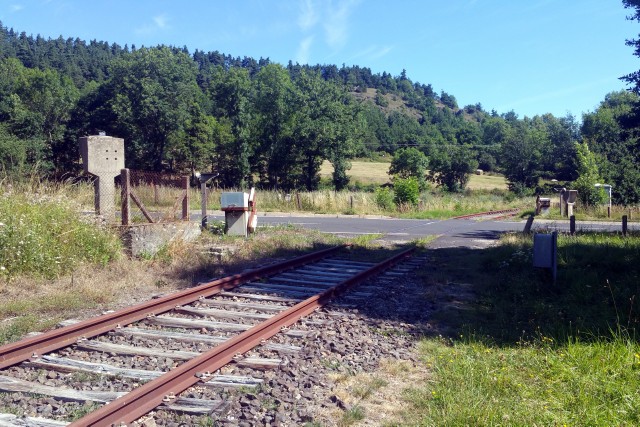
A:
[[0, 245, 420, 426]]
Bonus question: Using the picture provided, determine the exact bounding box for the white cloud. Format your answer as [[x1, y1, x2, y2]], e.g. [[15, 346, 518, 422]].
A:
[[10, 4, 24, 12], [153, 14, 169, 29], [294, 0, 361, 55], [323, 0, 359, 49], [135, 13, 171, 35], [298, 0, 318, 31], [349, 44, 394, 62], [368, 45, 393, 60], [297, 35, 314, 64]]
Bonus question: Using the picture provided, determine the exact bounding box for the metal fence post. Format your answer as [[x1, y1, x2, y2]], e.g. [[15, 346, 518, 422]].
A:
[[201, 182, 208, 228], [121, 168, 130, 226]]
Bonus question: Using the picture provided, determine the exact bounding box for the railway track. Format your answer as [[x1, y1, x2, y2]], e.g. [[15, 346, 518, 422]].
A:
[[451, 208, 520, 220], [0, 244, 422, 426]]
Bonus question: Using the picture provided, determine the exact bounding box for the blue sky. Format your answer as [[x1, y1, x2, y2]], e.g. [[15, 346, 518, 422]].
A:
[[1, 0, 638, 119]]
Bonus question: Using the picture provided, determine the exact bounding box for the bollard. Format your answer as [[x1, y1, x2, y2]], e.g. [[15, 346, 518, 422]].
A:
[[201, 182, 208, 228], [523, 215, 534, 234], [622, 215, 628, 236], [570, 215, 576, 235], [607, 206, 611, 218]]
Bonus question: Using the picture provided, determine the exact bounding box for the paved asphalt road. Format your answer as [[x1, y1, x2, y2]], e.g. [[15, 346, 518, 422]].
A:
[[204, 212, 638, 249]]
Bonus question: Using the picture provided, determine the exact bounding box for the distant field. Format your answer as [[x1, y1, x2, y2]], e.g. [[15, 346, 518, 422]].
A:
[[466, 172, 508, 190], [320, 160, 508, 190]]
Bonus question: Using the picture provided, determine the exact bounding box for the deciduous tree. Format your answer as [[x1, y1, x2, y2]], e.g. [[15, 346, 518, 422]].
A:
[[388, 147, 429, 190], [428, 145, 478, 192]]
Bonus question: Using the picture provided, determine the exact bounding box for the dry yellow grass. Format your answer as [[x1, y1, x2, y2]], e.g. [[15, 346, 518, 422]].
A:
[[321, 160, 508, 190], [465, 172, 508, 190], [315, 358, 432, 426]]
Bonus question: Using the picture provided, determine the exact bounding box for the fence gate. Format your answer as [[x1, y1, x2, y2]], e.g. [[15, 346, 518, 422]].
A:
[[119, 168, 190, 226]]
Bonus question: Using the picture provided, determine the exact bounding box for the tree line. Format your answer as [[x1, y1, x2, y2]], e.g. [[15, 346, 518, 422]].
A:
[[1, 16, 640, 204]]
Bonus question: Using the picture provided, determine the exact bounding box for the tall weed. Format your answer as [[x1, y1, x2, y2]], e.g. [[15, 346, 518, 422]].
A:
[[0, 185, 121, 281]]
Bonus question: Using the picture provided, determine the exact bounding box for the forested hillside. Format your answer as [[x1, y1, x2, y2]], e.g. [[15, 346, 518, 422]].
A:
[[1, 20, 639, 203]]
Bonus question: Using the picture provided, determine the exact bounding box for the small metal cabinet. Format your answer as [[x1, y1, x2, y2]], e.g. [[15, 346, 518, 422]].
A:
[[535, 196, 551, 215], [221, 192, 250, 236], [533, 231, 558, 282]]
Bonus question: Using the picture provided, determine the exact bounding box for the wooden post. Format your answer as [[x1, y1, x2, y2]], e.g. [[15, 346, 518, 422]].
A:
[[121, 168, 130, 226], [201, 182, 208, 228], [296, 193, 302, 210], [607, 206, 611, 218], [559, 194, 564, 217], [570, 215, 576, 235], [153, 181, 159, 205], [350, 195, 353, 211], [622, 215, 628, 236], [630, 208, 633, 221], [182, 176, 189, 221]]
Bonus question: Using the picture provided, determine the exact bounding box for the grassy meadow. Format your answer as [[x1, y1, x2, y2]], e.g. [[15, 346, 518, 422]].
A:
[[319, 159, 509, 190]]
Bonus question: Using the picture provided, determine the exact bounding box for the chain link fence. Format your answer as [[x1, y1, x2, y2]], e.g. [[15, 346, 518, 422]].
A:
[[117, 169, 190, 225]]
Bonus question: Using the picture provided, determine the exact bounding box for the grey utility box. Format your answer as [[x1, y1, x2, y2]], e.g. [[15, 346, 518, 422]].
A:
[[535, 196, 551, 215], [562, 190, 578, 217], [533, 231, 558, 282], [221, 192, 249, 237], [561, 189, 578, 217]]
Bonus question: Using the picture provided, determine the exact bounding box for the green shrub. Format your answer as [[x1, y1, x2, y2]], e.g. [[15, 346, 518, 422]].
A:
[[0, 191, 121, 281], [393, 177, 420, 206], [374, 187, 395, 210]]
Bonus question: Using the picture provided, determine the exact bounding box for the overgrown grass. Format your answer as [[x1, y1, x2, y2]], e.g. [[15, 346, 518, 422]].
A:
[[242, 188, 531, 218], [537, 197, 640, 222], [340, 405, 366, 426], [0, 183, 121, 282], [403, 335, 640, 426], [475, 232, 640, 340], [394, 233, 640, 426]]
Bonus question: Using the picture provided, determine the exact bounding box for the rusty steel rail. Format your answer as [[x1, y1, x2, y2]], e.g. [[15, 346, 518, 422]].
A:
[[451, 208, 520, 220], [71, 246, 415, 426], [0, 245, 346, 370]]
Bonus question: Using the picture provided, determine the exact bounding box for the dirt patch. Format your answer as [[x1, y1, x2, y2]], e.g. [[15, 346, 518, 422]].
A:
[[319, 359, 431, 426]]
